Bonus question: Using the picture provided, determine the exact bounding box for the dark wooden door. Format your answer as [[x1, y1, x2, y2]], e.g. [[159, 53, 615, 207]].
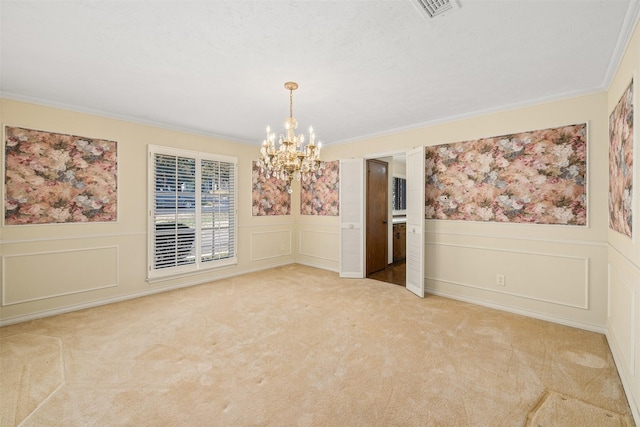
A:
[[366, 159, 388, 275]]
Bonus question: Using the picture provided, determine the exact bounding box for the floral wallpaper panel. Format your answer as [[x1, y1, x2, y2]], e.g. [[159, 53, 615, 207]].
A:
[[300, 160, 340, 216], [5, 126, 117, 225], [609, 78, 634, 238], [251, 161, 291, 216], [425, 123, 587, 225]]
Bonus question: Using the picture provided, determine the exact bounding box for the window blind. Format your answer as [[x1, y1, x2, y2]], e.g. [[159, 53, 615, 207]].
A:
[[149, 146, 237, 279]]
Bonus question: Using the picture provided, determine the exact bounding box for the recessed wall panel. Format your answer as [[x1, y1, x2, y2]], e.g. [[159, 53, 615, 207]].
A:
[[609, 264, 636, 376], [2, 247, 118, 305], [299, 230, 339, 262], [250, 230, 291, 261], [426, 243, 588, 309]]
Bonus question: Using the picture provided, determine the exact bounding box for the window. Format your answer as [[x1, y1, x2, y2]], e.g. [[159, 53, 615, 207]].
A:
[[393, 176, 407, 212], [148, 145, 237, 279]]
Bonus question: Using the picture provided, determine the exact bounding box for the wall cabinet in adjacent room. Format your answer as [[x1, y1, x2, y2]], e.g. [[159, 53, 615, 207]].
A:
[[393, 222, 406, 262]]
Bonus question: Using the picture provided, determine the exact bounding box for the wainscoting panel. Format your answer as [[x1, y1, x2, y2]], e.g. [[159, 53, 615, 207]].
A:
[[298, 230, 339, 262], [608, 263, 637, 376], [2, 246, 119, 306], [250, 230, 292, 261], [606, 245, 640, 424], [426, 242, 588, 309]]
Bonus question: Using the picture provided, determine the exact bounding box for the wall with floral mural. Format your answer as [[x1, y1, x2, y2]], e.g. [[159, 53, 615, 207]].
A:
[[251, 161, 291, 216], [4, 126, 117, 225], [425, 123, 587, 225], [608, 79, 634, 238], [300, 160, 339, 216]]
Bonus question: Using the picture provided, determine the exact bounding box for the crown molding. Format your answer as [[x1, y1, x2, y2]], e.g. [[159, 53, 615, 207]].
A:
[[602, 0, 640, 90]]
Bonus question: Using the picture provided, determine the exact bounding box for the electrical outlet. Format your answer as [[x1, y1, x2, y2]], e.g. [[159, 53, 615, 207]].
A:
[[496, 274, 506, 286]]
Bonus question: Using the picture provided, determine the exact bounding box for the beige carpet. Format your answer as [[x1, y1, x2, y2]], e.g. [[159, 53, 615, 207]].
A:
[[0, 264, 635, 426]]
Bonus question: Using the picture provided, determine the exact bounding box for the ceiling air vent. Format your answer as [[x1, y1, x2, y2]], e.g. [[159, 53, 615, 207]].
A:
[[412, 0, 459, 19]]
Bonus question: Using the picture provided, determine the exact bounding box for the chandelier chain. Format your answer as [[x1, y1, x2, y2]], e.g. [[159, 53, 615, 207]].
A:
[[289, 88, 293, 118]]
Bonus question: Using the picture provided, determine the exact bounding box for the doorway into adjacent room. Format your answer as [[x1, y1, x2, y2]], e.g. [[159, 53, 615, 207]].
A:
[[339, 150, 422, 296], [366, 155, 407, 286]]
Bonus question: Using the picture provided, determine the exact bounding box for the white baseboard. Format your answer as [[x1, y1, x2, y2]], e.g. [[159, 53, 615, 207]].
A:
[[606, 328, 640, 425], [425, 287, 607, 334], [0, 261, 295, 327], [2, 261, 635, 425], [295, 259, 339, 273]]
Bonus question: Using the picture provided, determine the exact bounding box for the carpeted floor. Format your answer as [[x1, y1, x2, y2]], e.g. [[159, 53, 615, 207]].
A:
[[1, 264, 635, 426]]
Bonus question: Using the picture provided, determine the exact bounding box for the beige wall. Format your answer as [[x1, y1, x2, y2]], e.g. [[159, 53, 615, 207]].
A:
[[606, 17, 640, 423], [299, 17, 639, 420], [1, 17, 638, 421], [319, 91, 609, 331], [0, 99, 296, 324]]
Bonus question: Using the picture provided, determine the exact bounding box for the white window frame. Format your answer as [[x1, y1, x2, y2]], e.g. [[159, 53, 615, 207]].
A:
[[147, 145, 237, 280]]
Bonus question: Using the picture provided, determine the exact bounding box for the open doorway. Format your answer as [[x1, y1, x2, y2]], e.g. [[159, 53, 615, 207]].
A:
[[339, 149, 423, 296], [366, 154, 406, 286]]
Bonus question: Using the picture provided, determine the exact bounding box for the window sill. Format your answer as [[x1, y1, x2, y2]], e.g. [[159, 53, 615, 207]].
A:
[[147, 257, 237, 283]]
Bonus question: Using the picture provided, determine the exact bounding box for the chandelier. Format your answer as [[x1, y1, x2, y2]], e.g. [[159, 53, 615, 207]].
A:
[[257, 82, 324, 192]]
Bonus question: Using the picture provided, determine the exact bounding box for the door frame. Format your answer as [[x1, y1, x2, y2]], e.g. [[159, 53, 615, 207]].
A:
[[339, 149, 425, 290], [365, 152, 403, 269]]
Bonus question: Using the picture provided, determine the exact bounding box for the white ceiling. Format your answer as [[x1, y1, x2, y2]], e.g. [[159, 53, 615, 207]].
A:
[[1, 1, 639, 146]]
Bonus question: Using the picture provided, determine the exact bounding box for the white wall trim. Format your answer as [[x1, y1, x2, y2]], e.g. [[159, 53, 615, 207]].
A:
[[425, 287, 605, 334], [606, 329, 640, 425], [249, 230, 292, 261], [426, 229, 606, 248], [426, 242, 589, 309], [2, 246, 119, 306], [0, 91, 255, 145], [298, 229, 340, 262], [607, 263, 637, 376], [146, 259, 238, 284], [239, 221, 296, 228], [602, 0, 640, 91], [327, 89, 605, 147], [295, 260, 339, 273], [295, 222, 339, 228], [1, 231, 145, 245], [609, 242, 640, 271], [426, 241, 595, 259], [426, 275, 588, 311], [0, 260, 295, 327]]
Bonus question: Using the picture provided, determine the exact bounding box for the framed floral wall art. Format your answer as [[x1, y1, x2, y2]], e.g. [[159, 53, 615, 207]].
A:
[[300, 160, 339, 216], [608, 78, 634, 238], [251, 161, 291, 216], [425, 123, 587, 225], [4, 126, 117, 225]]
